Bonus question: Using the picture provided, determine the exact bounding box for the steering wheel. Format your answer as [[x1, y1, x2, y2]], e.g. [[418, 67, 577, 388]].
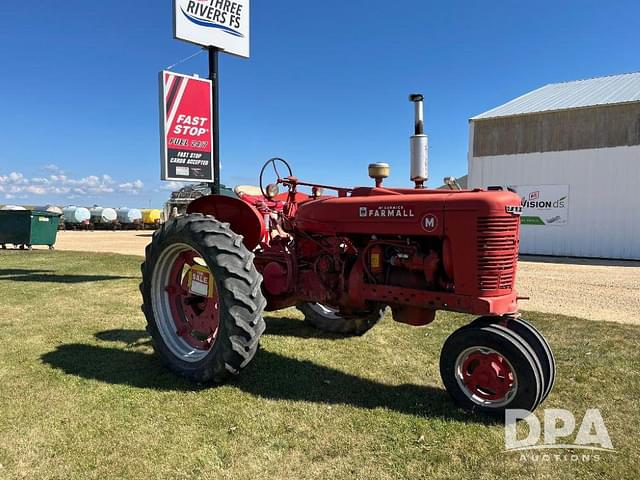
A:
[[259, 157, 293, 199]]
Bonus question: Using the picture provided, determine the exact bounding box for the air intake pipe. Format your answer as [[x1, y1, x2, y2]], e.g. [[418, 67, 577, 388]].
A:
[[409, 94, 428, 188]]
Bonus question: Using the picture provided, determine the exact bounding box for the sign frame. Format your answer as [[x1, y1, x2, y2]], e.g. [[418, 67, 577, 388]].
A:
[[173, 0, 250, 59], [159, 70, 215, 183]]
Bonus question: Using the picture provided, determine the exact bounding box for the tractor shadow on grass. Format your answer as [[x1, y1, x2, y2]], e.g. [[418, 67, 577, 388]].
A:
[[263, 315, 350, 340], [0, 268, 53, 276], [95, 329, 152, 346], [0, 268, 134, 284], [41, 329, 497, 424]]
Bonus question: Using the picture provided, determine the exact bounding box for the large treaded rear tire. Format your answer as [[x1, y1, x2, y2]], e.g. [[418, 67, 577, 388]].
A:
[[140, 214, 266, 384], [297, 302, 385, 335]]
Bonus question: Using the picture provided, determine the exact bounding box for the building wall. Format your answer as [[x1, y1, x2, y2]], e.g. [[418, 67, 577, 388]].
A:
[[468, 142, 640, 259], [473, 103, 640, 157]]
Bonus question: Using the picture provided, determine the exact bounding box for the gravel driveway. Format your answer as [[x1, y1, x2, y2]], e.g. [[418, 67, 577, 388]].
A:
[[517, 256, 640, 324], [50, 231, 640, 325]]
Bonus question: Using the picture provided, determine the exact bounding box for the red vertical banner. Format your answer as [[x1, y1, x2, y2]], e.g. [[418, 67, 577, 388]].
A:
[[160, 71, 214, 182]]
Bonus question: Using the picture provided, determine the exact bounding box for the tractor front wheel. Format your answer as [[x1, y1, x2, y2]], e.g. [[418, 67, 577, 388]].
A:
[[297, 302, 385, 335], [140, 214, 266, 384], [468, 316, 556, 403], [440, 324, 544, 415]]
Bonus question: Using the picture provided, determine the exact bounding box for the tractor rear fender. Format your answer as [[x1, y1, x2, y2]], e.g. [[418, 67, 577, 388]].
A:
[[187, 195, 266, 251]]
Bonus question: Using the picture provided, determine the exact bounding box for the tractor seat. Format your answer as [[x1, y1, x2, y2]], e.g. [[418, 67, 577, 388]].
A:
[[234, 185, 264, 198]]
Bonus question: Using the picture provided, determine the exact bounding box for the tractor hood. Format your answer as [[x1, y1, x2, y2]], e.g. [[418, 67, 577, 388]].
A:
[[294, 187, 521, 237]]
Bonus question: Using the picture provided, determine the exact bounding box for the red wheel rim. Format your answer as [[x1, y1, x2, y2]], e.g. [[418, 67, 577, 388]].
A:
[[457, 347, 516, 404], [165, 249, 220, 351]]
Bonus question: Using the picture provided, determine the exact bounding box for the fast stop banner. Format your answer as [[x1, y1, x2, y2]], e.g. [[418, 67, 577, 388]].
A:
[[160, 71, 214, 182]]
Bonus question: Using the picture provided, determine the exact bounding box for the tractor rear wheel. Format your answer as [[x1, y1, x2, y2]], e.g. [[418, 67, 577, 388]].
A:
[[297, 303, 385, 335], [440, 324, 543, 415], [140, 214, 266, 384]]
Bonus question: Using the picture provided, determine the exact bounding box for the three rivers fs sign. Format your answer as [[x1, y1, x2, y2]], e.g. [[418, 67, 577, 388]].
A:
[[160, 71, 214, 182], [174, 0, 250, 58]]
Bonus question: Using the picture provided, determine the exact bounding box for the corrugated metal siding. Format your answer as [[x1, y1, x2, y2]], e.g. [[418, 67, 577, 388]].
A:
[[472, 72, 640, 120], [468, 145, 640, 260], [473, 103, 640, 156]]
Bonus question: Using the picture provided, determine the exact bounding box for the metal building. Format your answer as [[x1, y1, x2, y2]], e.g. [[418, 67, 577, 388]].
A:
[[468, 72, 640, 260]]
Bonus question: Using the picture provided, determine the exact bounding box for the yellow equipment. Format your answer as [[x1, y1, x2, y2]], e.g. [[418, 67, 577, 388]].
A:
[[142, 209, 163, 226]]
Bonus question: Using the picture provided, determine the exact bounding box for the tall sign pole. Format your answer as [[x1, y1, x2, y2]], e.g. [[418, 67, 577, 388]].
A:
[[208, 46, 221, 195], [165, 0, 251, 193]]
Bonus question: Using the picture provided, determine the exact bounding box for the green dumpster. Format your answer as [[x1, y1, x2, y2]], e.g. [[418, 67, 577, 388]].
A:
[[0, 210, 61, 250]]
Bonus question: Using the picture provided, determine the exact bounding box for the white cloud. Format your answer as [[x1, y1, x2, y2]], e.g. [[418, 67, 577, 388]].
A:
[[0, 167, 145, 200], [43, 164, 65, 175], [8, 172, 25, 183], [25, 185, 46, 195], [159, 181, 186, 191], [118, 180, 144, 195]]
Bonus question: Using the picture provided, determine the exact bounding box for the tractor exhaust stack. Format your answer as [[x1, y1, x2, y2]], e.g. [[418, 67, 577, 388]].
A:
[[409, 94, 428, 188]]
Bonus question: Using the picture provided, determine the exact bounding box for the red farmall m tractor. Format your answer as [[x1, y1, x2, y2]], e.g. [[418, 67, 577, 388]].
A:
[[141, 95, 555, 416]]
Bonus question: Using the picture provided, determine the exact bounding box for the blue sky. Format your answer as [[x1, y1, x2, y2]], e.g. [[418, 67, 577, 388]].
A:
[[0, 0, 638, 207]]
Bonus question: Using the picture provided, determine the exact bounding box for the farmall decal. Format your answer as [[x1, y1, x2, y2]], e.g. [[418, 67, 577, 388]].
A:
[[359, 205, 415, 218], [160, 71, 214, 182], [174, 0, 250, 58]]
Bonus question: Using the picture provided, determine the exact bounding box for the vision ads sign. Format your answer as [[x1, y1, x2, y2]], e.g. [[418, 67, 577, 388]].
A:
[[160, 71, 214, 182], [174, 0, 250, 58], [510, 185, 569, 226]]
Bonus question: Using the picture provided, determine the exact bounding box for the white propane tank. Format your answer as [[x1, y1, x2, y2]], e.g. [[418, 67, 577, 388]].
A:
[[409, 94, 428, 187], [63, 206, 91, 224], [1, 205, 27, 211], [90, 207, 117, 224], [116, 208, 142, 224], [35, 205, 63, 215]]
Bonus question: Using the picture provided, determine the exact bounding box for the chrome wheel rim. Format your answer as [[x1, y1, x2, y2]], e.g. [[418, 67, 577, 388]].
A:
[[151, 243, 219, 363]]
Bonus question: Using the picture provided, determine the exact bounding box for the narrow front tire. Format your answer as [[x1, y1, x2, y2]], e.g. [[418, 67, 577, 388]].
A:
[[440, 324, 543, 415]]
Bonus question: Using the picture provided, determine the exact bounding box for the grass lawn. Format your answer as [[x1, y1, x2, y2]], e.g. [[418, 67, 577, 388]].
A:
[[0, 250, 638, 479]]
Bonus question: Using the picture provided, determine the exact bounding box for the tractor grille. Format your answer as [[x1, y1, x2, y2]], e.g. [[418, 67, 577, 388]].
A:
[[477, 216, 519, 292]]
